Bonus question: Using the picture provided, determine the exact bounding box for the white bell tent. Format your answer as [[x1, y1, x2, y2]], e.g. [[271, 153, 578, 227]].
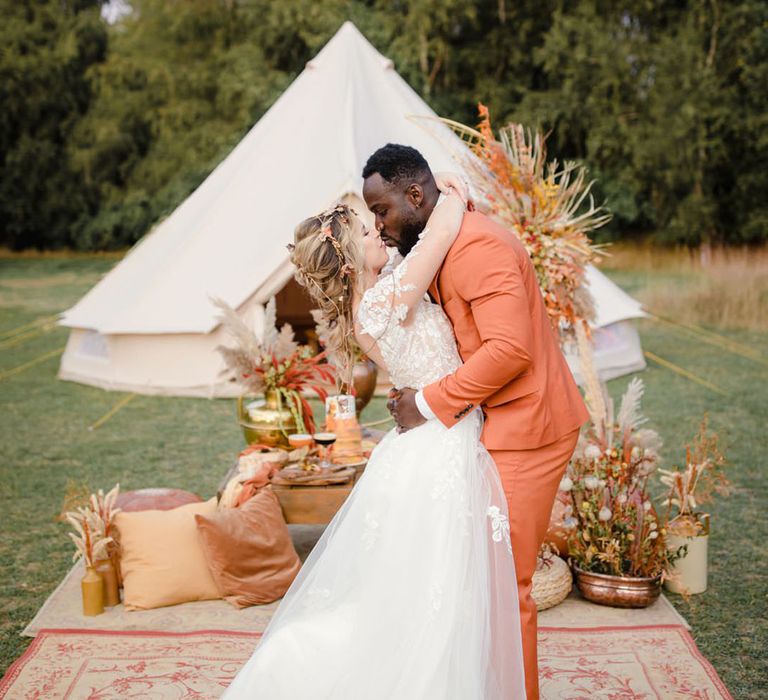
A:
[[58, 21, 645, 397]]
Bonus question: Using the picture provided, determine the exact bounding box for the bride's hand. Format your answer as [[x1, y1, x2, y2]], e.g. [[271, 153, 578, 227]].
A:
[[434, 172, 471, 207]]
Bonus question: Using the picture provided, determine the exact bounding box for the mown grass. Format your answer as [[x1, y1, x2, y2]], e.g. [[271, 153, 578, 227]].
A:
[[1, 253, 766, 697]]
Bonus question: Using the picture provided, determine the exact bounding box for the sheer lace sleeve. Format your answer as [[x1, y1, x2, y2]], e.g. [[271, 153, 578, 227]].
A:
[[356, 194, 465, 339], [357, 261, 416, 338]]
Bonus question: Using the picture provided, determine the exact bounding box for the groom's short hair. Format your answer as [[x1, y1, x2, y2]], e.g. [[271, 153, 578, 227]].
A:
[[362, 144, 431, 186]]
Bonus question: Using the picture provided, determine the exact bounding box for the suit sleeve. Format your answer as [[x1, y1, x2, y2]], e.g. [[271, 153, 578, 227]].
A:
[[422, 232, 534, 428]]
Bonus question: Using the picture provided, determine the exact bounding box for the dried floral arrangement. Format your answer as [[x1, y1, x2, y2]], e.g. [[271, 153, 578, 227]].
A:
[[64, 485, 120, 568], [428, 104, 610, 336], [559, 369, 684, 578], [659, 416, 730, 536], [215, 296, 335, 434]]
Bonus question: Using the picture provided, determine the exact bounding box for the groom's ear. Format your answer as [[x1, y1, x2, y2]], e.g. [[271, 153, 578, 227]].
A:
[[405, 183, 424, 209]]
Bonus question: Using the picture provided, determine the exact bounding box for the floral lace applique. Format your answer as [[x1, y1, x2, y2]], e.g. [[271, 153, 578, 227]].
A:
[[428, 583, 443, 614], [487, 505, 513, 555]]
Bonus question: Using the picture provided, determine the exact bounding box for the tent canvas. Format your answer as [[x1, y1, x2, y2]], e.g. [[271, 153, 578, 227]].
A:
[[58, 21, 645, 398]]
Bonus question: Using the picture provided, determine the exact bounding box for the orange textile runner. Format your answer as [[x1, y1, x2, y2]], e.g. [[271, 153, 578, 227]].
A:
[[1, 625, 732, 699]]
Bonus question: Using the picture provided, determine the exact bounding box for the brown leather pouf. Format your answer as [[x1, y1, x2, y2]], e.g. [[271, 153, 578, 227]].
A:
[[115, 488, 203, 512]]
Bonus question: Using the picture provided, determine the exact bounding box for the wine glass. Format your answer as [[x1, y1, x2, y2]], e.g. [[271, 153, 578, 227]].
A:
[[312, 432, 337, 471]]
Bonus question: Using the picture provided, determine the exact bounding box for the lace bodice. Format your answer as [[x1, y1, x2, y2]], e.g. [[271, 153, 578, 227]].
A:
[[357, 265, 462, 390]]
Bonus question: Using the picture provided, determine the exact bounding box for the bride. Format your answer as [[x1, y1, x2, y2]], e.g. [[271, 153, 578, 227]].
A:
[[223, 175, 526, 699]]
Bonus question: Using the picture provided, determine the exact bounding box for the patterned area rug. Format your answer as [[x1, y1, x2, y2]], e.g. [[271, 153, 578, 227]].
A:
[[1, 626, 731, 699]]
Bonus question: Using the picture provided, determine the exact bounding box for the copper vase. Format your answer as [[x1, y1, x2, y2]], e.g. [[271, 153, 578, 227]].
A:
[[352, 358, 378, 416], [81, 565, 105, 616], [573, 565, 661, 608], [95, 558, 121, 607]]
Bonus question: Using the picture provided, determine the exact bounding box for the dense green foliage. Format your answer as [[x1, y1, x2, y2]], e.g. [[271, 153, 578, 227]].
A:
[[1, 0, 766, 249]]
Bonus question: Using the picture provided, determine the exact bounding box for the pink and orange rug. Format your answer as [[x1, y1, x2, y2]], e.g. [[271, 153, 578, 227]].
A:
[[1, 625, 731, 699]]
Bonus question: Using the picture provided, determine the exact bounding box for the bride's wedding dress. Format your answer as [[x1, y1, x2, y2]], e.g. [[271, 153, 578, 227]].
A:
[[224, 238, 526, 699]]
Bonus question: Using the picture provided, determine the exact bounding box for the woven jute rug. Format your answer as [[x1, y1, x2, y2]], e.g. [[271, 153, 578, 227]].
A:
[[1, 626, 731, 699], [23, 524, 689, 637]]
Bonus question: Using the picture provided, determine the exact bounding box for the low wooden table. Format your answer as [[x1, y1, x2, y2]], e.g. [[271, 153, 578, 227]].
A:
[[271, 468, 363, 524], [219, 428, 384, 525]]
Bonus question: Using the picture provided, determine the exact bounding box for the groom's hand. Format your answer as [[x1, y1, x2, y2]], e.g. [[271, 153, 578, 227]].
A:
[[389, 387, 426, 433]]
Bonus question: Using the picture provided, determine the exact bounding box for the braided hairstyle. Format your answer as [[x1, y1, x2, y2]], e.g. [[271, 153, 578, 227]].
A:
[[289, 204, 365, 388]]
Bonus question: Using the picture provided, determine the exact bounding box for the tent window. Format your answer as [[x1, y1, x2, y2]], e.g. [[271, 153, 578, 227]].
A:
[[76, 330, 110, 362]]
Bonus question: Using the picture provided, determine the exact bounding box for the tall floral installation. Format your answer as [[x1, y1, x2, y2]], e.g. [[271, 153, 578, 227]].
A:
[[431, 104, 610, 339], [425, 107, 733, 605]]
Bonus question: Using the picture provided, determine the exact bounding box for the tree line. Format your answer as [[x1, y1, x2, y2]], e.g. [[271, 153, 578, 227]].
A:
[[1, 0, 765, 250]]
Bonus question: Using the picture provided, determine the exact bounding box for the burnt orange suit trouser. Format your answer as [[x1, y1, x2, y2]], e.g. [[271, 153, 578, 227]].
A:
[[489, 427, 580, 700]]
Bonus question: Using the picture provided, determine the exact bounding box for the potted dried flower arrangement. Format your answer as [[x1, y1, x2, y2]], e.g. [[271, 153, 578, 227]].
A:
[[65, 505, 115, 616], [659, 417, 730, 595], [215, 297, 335, 447], [88, 484, 122, 605], [560, 376, 684, 608]]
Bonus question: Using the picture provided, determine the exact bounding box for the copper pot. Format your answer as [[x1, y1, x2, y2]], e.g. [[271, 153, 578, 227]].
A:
[[352, 358, 378, 416], [573, 565, 661, 608]]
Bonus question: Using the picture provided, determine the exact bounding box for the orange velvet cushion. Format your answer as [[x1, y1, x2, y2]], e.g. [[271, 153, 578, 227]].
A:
[[114, 498, 221, 611], [195, 487, 302, 608]]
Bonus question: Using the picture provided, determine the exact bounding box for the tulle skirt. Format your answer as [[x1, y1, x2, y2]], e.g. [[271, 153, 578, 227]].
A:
[[223, 412, 526, 699]]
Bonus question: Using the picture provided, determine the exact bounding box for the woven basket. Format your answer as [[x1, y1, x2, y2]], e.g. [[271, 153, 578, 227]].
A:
[[532, 554, 572, 611]]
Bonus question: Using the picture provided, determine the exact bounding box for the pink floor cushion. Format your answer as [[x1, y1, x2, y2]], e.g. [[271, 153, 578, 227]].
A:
[[116, 488, 203, 512]]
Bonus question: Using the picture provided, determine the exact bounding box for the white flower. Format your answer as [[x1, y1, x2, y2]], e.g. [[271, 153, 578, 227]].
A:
[[617, 493, 628, 505], [598, 507, 612, 521], [585, 445, 601, 461], [630, 446, 641, 459], [564, 504, 574, 517], [649, 521, 658, 530], [559, 476, 573, 492], [643, 501, 652, 512], [584, 476, 600, 490], [648, 531, 658, 539], [564, 517, 578, 529]]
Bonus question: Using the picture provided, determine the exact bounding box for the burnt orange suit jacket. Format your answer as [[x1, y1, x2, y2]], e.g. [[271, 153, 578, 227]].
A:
[[424, 211, 589, 450]]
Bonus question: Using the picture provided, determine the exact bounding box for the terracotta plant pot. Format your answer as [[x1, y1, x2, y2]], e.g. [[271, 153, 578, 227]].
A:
[[238, 390, 298, 448], [81, 565, 105, 616], [573, 565, 661, 608], [352, 358, 378, 417], [665, 513, 710, 595]]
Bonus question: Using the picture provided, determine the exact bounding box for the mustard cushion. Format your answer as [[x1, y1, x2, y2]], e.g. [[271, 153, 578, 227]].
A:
[[115, 498, 220, 610]]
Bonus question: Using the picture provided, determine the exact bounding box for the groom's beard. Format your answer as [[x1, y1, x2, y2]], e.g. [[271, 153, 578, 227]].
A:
[[396, 217, 426, 257]]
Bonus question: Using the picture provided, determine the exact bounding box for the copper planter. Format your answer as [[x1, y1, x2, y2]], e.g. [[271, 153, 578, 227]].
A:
[[573, 565, 661, 608], [352, 358, 378, 416]]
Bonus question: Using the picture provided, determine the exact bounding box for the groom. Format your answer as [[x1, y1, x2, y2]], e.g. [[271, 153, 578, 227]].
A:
[[362, 144, 589, 700]]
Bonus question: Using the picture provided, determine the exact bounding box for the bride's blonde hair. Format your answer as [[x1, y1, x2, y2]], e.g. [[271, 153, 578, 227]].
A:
[[289, 204, 365, 387]]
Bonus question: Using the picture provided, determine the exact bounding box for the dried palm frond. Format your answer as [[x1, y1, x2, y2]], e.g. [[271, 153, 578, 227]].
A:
[[575, 321, 607, 439], [273, 322, 298, 360], [212, 297, 263, 360], [262, 296, 278, 350], [617, 378, 648, 441]]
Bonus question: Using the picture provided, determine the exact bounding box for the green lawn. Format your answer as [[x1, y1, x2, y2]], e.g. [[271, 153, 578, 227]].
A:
[[1, 255, 766, 697]]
